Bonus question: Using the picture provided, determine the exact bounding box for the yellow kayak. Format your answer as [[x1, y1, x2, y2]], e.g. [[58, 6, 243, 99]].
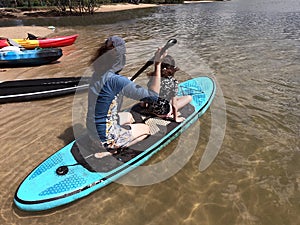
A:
[[0, 34, 78, 49]]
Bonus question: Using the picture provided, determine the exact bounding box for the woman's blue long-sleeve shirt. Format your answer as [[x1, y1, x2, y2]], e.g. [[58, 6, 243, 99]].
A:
[[86, 70, 158, 142]]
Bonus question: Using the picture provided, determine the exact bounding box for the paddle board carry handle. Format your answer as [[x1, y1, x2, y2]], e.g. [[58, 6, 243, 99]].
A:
[[130, 38, 177, 81], [56, 153, 95, 175], [56, 166, 69, 175]]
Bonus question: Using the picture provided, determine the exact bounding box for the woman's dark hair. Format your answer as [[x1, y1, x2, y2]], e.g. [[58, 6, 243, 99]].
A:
[[89, 39, 117, 75], [89, 40, 112, 65]]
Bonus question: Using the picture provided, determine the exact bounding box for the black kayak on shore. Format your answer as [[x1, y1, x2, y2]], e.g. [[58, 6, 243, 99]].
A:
[[0, 76, 90, 103]]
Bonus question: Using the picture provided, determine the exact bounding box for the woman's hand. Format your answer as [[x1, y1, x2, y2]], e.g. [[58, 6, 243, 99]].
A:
[[154, 47, 167, 65]]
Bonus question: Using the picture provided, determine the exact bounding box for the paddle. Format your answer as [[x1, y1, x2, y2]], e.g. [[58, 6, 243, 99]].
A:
[[7, 38, 22, 48], [0, 77, 89, 88], [130, 38, 177, 81], [6, 38, 27, 52]]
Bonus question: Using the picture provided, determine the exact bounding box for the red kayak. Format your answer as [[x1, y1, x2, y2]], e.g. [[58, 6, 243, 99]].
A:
[[0, 34, 78, 49]]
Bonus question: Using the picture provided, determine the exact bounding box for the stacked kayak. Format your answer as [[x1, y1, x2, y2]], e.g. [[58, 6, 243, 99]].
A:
[[0, 47, 63, 67], [0, 34, 78, 49]]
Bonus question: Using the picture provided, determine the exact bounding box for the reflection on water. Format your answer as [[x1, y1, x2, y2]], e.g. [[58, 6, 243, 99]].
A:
[[0, 0, 299, 224]]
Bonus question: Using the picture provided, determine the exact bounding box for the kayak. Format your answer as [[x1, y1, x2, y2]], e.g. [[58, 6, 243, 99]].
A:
[[0, 76, 90, 103], [0, 34, 78, 49], [0, 47, 62, 67], [14, 76, 216, 211]]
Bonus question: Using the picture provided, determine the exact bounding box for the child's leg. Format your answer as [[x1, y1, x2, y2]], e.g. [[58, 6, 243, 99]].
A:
[[118, 112, 135, 125], [94, 122, 150, 158], [176, 95, 192, 110], [127, 123, 150, 146]]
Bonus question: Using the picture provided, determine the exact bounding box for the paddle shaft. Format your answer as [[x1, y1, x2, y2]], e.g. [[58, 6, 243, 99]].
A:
[[0, 77, 90, 88], [130, 38, 177, 81]]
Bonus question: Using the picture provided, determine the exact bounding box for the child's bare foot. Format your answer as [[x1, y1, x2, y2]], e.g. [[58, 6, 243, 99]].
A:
[[175, 116, 185, 123], [94, 151, 112, 158]]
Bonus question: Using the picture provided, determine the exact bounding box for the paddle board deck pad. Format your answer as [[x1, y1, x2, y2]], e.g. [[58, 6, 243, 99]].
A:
[[14, 76, 216, 211], [0, 77, 90, 103]]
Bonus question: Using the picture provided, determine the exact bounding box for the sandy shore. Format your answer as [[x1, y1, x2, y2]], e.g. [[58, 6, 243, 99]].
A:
[[184, 1, 214, 3], [96, 3, 158, 12], [0, 3, 158, 38], [0, 26, 55, 38]]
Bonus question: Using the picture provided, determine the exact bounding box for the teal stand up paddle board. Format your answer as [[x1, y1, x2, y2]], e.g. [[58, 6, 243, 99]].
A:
[[14, 76, 216, 211]]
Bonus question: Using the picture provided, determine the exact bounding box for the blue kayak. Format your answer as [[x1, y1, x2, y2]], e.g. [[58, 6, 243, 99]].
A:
[[0, 48, 62, 67], [14, 76, 216, 211]]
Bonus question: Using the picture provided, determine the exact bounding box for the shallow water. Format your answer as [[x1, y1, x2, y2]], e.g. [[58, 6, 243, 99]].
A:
[[0, 0, 299, 224]]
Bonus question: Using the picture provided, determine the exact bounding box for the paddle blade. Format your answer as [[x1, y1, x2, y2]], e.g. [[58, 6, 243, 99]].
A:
[[130, 39, 177, 81], [160, 39, 177, 55]]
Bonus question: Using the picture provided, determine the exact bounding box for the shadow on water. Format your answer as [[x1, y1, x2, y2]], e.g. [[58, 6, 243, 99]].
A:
[[57, 123, 86, 145]]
